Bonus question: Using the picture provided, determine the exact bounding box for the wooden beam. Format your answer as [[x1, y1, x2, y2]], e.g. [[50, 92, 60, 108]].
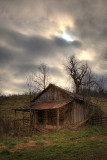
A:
[[57, 108, 59, 129]]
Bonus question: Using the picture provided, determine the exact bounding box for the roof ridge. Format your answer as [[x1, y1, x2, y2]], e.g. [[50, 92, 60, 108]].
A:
[[32, 83, 74, 102], [48, 83, 73, 95]]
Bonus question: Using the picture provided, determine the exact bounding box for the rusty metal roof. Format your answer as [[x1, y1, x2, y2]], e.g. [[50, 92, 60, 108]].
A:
[[14, 100, 71, 111], [31, 100, 71, 110]]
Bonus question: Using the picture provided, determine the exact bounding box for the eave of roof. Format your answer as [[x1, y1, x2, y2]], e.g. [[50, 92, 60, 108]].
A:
[[14, 100, 71, 111]]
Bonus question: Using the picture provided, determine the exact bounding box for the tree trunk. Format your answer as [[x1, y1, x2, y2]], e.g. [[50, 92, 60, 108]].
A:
[[76, 84, 80, 94]]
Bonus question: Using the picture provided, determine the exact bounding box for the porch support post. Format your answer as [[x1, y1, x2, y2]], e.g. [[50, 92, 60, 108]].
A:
[[44, 110, 48, 127], [22, 111, 24, 126], [30, 111, 33, 128], [15, 110, 16, 119], [35, 111, 38, 128], [57, 108, 59, 129]]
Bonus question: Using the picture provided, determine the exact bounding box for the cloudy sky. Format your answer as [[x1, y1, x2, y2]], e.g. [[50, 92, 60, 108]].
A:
[[0, 0, 107, 95]]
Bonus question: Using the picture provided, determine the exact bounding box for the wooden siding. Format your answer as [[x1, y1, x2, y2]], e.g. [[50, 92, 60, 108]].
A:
[[71, 101, 84, 124], [63, 101, 85, 126], [36, 86, 70, 102]]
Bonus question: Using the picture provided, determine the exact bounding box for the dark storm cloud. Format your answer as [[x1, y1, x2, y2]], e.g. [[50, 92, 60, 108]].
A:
[[0, 47, 14, 66], [0, 27, 82, 52], [53, 37, 82, 48], [0, 26, 82, 67]]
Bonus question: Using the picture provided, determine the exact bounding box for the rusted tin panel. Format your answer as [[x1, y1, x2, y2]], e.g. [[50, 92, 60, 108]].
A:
[[31, 100, 71, 110]]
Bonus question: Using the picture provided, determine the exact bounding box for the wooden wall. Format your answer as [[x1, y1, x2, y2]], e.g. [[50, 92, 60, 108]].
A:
[[60, 101, 85, 126], [71, 101, 85, 124], [36, 86, 70, 102]]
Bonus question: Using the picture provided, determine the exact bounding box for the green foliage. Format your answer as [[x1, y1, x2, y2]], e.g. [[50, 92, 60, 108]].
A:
[[0, 137, 16, 148], [0, 148, 10, 155], [0, 137, 29, 149]]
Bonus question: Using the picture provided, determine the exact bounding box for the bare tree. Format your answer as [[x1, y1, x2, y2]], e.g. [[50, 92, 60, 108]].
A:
[[97, 75, 107, 97], [80, 68, 97, 93], [35, 64, 49, 91], [26, 64, 49, 100], [66, 56, 89, 93], [26, 72, 35, 102]]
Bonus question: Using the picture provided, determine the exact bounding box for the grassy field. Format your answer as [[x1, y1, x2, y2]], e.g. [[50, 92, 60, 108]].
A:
[[0, 95, 107, 160], [0, 125, 107, 160], [0, 95, 31, 119]]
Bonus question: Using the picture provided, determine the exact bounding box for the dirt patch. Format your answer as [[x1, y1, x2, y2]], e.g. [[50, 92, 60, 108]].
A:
[[41, 139, 52, 146], [10, 140, 36, 152], [90, 136, 106, 141], [73, 136, 106, 143]]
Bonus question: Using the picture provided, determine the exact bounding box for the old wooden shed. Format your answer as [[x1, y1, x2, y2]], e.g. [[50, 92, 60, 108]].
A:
[[14, 84, 95, 129]]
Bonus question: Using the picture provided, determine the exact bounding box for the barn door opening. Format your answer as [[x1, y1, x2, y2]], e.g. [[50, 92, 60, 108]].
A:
[[38, 110, 44, 127]]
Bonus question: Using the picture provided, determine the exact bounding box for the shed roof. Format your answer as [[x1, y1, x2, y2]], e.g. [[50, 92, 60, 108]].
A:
[[14, 100, 71, 111]]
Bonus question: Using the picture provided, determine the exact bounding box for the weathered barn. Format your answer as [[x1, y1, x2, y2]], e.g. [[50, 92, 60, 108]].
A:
[[14, 84, 96, 129]]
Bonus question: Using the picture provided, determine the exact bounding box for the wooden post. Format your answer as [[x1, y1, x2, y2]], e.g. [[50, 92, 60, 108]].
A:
[[57, 108, 59, 129], [44, 110, 48, 127], [22, 111, 24, 127], [15, 110, 16, 120], [14, 110, 16, 128], [34, 111, 38, 128], [64, 107, 66, 128], [31, 111, 33, 128]]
